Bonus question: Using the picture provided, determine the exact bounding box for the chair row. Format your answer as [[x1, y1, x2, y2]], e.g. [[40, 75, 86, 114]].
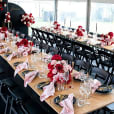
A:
[[31, 27, 114, 75]]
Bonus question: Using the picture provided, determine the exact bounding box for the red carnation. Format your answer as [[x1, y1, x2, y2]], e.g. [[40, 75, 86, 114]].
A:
[[48, 63, 54, 70], [55, 64, 64, 73], [108, 32, 113, 39], [51, 54, 62, 60], [82, 29, 85, 32], [101, 34, 104, 37], [104, 35, 108, 39], [47, 71, 53, 81], [78, 26, 82, 29], [111, 42, 114, 45], [2, 27, 7, 31], [29, 41, 34, 46], [21, 39, 28, 47]]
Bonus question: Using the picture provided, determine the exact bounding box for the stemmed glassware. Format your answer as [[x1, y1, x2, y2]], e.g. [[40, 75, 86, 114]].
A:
[[77, 78, 92, 107], [63, 71, 69, 90]]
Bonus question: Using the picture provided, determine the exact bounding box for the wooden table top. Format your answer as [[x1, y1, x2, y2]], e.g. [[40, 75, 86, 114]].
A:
[[0, 44, 114, 114]]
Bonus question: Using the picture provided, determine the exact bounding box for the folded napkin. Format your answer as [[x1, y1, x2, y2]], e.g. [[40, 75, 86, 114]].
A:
[[73, 72, 81, 79], [24, 70, 39, 87], [0, 43, 6, 47], [40, 81, 55, 102], [14, 59, 28, 77], [7, 52, 18, 61], [59, 93, 74, 114], [0, 47, 10, 54], [90, 79, 102, 93]]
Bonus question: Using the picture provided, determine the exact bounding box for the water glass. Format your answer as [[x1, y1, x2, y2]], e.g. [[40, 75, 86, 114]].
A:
[[77, 95, 86, 107], [63, 71, 69, 90]]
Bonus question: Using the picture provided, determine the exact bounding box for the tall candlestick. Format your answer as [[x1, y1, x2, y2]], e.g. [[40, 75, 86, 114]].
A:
[[64, 18, 66, 27], [70, 20, 71, 28], [96, 23, 97, 33]]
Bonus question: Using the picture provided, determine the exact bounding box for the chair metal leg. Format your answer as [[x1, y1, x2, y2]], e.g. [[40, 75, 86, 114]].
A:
[[4, 96, 13, 114]]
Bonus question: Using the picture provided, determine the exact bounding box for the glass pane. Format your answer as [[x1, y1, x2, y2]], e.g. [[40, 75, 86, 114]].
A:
[[8, 0, 54, 34], [90, 2, 114, 34], [58, 1, 87, 29]]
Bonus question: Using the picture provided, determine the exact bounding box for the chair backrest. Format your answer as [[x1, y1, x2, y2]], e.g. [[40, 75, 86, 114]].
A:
[[90, 67, 110, 85], [47, 32, 56, 47], [74, 60, 91, 73], [46, 46, 58, 55], [61, 53, 74, 65]]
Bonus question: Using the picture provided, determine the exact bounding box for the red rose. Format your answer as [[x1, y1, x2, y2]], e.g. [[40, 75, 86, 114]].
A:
[[2, 27, 7, 31], [101, 34, 104, 37], [55, 64, 64, 73], [51, 54, 62, 60], [78, 26, 82, 29], [21, 39, 28, 47], [82, 29, 85, 32], [104, 35, 108, 39], [47, 71, 53, 81], [111, 42, 114, 45], [48, 63, 54, 70], [77, 31, 83, 36], [29, 41, 34, 46], [108, 32, 113, 39]]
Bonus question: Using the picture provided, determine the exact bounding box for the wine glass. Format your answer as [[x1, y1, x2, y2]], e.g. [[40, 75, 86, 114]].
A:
[[63, 71, 69, 90]]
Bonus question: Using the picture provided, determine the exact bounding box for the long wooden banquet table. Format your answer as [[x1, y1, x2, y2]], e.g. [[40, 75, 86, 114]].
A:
[[0, 43, 114, 114], [36, 28, 114, 53]]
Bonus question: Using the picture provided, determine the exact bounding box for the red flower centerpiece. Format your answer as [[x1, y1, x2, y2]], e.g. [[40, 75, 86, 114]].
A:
[[0, 27, 8, 38], [100, 32, 114, 46], [16, 39, 34, 56], [0, 0, 7, 11], [75, 26, 85, 37], [4, 12, 11, 23], [21, 13, 35, 27], [53, 21, 61, 31], [47, 54, 72, 83]]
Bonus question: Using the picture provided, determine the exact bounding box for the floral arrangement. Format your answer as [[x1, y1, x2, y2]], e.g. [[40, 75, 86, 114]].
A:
[[53, 21, 61, 30], [0, 0, 7, 11], [16, 39, 34, 48], [21, 13, 35, 27], [4, 12, 11, 23], [100, 32, 114, 46], [47, 54, 72, 83], [75, 26, 85, 37], [0, 27, 8, 38], [16, 39, 34, 56]]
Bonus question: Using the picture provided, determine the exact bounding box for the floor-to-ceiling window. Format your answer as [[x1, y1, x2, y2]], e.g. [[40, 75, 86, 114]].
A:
[[90, 1, 114, 34], [9, 0, 54, 28], [58, 0, 87, 29]]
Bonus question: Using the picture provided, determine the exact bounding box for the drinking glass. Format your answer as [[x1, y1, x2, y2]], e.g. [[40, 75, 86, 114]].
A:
[[39, 64, 48, 78], [63, 71, 69, 90], [79, 70, 86, 81], [77, 95, 86, 107]]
